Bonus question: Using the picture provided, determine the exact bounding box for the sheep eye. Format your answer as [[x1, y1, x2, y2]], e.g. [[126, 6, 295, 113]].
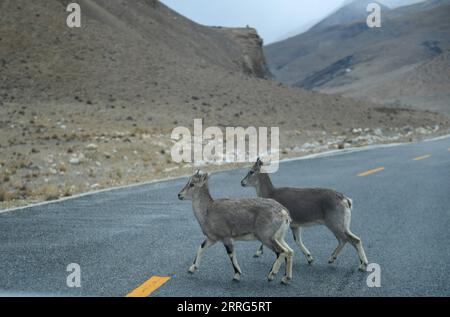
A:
[[189, 183, 195, 187], [249, 171, 254, 175]]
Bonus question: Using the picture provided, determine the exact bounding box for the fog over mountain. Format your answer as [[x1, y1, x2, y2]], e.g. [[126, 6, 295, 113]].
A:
[[377, 0, 426, 8]]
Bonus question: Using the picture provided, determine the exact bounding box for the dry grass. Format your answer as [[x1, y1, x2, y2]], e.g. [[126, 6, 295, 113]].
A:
[[58, 163, 67, 173], [36, 185, 60, 201], [0, 190, 20, 202]]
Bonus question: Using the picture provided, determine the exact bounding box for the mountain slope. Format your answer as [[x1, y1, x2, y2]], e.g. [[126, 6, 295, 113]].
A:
[[311, 0, 390, 32], [0, 0, 448, 209], [0, 0, 271, 105], [2, 0, 444, 130], [265, 0, 450, 115], [361, 50, 450, 114]]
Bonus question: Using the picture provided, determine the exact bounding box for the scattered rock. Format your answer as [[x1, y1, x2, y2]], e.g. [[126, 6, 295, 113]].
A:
[[69, 153, 85, 165], [69, 157, 80, 165], [85, 143, 98, 151], [352, 128, 363, 135], [374, 128, 383, 136], [301, 142, 320, 150], [402, 126, 413, 133], [415, 127, 429, 134], [329, 144, 339, 150]]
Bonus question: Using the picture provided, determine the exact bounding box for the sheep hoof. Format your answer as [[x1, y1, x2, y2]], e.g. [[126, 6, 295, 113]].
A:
[[359, 261, 368, 271], [281, 276, 291, 285], [188, 265, 197, 274]]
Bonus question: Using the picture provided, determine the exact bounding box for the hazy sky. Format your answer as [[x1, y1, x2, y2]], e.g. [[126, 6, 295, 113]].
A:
[[161, 0, 348, 44]]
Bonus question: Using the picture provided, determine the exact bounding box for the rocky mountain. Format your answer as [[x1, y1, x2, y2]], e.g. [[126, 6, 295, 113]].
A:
[[271, 0, 426, 42], [3, 0, 444, 131], [0, 0, 271, 106], [265, 0, 450, 115], [310, 0, 390, 32], [1, 0, 448, 208]]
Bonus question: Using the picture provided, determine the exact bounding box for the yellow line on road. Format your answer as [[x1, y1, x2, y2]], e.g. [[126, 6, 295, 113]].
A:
[[126, 276, 171, 297], [358, 167, 385, 177], [413, 154, 431, 161]]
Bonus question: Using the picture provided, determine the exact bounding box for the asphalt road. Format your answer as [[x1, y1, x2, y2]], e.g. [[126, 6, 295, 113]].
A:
[[1, 136, 449, 297]]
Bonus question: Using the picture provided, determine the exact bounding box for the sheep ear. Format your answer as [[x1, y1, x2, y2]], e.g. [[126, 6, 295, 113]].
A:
[[200, 173, 209, 185], [256, 158, 263, 167]]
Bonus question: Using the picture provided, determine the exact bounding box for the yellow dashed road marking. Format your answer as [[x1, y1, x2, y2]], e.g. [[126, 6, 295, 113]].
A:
[[124, 149, 443, 296], [358, 167, 385, 177], [413, 155, 431, 161], [126, 276, 171, 297]]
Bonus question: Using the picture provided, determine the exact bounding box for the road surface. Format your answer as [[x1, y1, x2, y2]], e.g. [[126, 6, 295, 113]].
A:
[[1, 136, 449, 297]]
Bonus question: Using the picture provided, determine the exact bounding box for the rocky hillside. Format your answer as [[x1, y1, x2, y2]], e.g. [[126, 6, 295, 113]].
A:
[[365, 50, 450, 114], [0, 0, 271, 106], [265, 0, 450, 115], [0, 0, 448, 209]]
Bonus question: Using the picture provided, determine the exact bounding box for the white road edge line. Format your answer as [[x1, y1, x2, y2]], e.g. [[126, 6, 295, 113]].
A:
[[1, 133, 449, 214]]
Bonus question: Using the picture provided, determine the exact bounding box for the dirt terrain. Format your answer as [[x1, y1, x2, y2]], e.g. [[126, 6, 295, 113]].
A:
[[1, 0, 449, 209]]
